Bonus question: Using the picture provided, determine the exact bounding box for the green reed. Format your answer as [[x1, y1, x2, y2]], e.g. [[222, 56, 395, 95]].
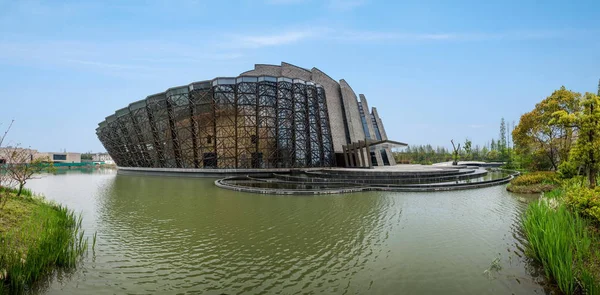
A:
[[0, 199, 89, 293], [523, 199, 598, 294]]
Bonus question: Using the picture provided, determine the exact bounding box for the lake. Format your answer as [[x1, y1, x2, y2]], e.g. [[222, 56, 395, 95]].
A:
[[26, 169, 549, 294]]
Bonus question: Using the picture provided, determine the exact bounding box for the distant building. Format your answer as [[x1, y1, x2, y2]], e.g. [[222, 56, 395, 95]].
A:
[[0, 147, 38, 164], [92, 153, 114, 165], [34, 152, 81, 163], [0, 148, 81, 164]]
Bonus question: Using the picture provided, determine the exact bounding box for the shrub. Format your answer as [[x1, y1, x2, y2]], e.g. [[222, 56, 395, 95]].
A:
[[564, 186, 600, 224], [558, 161, 579, 179], [511, 171, 559, 186]]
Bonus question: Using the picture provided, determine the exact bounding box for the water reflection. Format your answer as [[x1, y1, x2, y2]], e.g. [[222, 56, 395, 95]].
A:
[[93, 175, 395, 294], [25, 170, 550, 294]]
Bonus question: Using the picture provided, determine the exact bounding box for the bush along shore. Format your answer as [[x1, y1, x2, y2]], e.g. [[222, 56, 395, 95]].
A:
[[507, 171, 560, 194], [0, 187, 90, 293], [521, 179, 600, 295]]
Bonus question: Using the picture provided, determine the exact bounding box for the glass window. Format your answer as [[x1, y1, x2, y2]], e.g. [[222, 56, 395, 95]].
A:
[[217, 78, 236, 85], [53, 154, 67, 161]]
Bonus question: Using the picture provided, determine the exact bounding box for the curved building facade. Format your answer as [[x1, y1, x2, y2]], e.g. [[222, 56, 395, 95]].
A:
[[97, 62, 397, 169]]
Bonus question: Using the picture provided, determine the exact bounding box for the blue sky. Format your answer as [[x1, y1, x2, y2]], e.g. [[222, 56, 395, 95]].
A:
[[1, 0, 599, 152]]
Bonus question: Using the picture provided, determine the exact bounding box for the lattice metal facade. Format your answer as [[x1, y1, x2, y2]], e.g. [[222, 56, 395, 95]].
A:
[[97, 76, 335, 169]]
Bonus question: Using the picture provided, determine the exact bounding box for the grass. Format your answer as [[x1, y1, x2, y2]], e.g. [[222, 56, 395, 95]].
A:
[[0, 191, 89, 293], [522, 197, 600, 294]]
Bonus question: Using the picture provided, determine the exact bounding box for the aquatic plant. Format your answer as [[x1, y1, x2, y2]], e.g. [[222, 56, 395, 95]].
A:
[[0, 195, 89, 292], [483, 256, 503, 279], [523, 199, 599, 294]]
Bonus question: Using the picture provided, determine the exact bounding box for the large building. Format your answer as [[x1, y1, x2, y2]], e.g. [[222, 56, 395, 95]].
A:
[[96, 62, 403, 169]]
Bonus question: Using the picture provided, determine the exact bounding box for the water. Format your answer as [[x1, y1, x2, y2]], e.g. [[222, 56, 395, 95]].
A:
[[26, 169, 550, 294]]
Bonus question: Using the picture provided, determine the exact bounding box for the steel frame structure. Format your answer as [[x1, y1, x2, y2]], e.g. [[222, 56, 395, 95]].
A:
[[97, 76, 335, 169]]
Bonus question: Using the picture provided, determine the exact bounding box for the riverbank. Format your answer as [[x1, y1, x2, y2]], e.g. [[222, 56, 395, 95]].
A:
[[507, 171, 559, 193], [0, 188, 88, 293], [522, 185, 600, 294]]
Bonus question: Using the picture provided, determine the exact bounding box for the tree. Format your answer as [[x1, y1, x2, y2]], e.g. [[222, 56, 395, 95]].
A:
[[451, 139, 461, 165], [513, 86, 581, 170], [0, 120, 16, 208], [463, 138, 472, 161], [481, 145, 489, 161], [554, 92, 600, 188], [5, 147, 53, 196], [499, 118, 507, 160]]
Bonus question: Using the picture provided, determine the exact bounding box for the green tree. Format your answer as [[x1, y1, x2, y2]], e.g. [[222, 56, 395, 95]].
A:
[[513, 86, 581, 171], [481, 145, 489, 161], [463, 138, 472, 161], [499, 118, 507, 160], [554, 92, 600, 188]]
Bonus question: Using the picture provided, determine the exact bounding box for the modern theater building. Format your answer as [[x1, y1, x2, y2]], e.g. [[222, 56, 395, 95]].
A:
[[96, 62, 405, 170]]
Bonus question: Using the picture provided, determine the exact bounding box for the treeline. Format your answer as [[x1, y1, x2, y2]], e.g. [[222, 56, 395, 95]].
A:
[[394, 118, 514, 165], [512, 85, 600, 177]]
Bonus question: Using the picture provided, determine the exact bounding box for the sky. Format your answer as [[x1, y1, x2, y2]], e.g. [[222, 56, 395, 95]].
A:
[[1, 0, 599, 153]]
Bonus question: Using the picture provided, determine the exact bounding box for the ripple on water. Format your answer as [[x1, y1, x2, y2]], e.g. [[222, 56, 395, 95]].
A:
[[23, 171, 548, 295]]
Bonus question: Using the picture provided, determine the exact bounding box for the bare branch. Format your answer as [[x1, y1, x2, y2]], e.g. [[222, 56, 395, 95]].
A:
[[0, 119, 14, 148]]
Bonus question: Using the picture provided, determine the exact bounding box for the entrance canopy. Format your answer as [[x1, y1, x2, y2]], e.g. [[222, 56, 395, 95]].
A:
[[365, 139, 408, 149]]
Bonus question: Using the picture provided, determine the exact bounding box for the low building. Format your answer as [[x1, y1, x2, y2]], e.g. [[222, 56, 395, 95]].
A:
[[0, 147, 38, 164], [34, 152, 81, 163], [92, 153, 114, 165]]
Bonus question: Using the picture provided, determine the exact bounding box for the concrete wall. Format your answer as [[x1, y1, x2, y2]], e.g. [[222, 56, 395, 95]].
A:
[[236, 62, 395, 163], [360, 96, 384, 166], [281, 62, 312, 80], [310, 68, 346, 153], [240, 64, 282, 76], [339, 79, 365, 144], [371, 107, 388, 140], [359, 95, 377, 140], [371, 107, 396, 165]]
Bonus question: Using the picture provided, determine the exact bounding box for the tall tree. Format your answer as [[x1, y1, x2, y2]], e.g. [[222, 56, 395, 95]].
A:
[[499, 118, 507, 161], [513, 86, 581, 170], [554, 92, 600, 188]]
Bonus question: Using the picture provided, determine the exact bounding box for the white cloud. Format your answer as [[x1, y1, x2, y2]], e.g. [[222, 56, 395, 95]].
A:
[[265, 0, 306, 4], [232, 30, 319, 48], [0, 40, 243, 75], [468, 124, 486, 129], [334, 29, 593, 42], [265, 0, 367, 11], [336, 31, 457, 41], [327, 0, 367, 11]]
